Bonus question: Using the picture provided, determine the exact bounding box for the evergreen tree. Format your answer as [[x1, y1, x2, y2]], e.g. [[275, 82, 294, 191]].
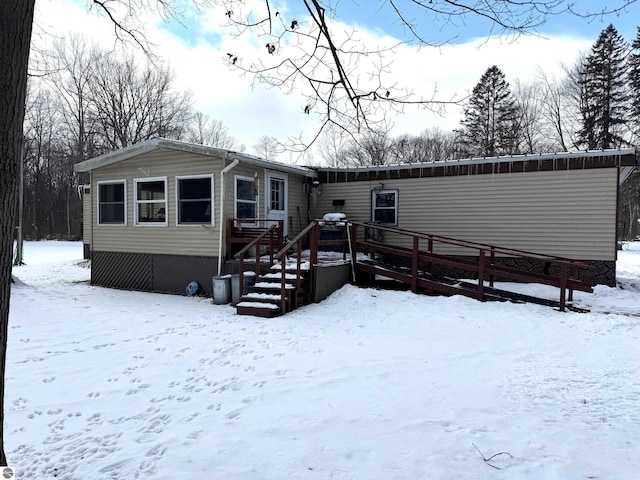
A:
[[457, 65, 520, 157], [628, 26, 640, 141], [578, 24, 629, 149]]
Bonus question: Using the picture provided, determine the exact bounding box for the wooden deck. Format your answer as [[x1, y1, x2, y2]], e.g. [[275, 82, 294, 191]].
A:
[[229, 219, 593, 317]]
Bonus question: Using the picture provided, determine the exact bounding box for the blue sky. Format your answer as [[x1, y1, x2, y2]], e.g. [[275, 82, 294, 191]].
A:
[[35, 0, 640, 160], [159, 0, 640, 49]]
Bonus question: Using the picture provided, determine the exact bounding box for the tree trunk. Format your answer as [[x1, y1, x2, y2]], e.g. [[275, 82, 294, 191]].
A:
[[0, 0, 36, 466]]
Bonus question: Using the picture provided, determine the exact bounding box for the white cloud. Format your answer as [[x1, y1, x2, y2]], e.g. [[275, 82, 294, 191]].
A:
[[33, 0, 594, 157]]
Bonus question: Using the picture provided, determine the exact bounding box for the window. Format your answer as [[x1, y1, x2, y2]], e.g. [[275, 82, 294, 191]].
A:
[[235, 175, 257, 221], [177, 175, 214, 225], [98, 180, 126, 225], [270, 177, 285, 211], [372, 189, 398, 225], [135, 177, 167, 225]]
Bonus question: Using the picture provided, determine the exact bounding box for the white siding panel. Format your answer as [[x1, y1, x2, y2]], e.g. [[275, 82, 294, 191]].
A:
[[313, 169, 618, 261]]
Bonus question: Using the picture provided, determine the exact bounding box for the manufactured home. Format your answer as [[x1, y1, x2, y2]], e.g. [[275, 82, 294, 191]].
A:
[[76, 139, 636, 314]]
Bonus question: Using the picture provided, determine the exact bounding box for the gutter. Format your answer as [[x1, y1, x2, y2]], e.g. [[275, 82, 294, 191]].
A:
[[217, 158, 240, 275]]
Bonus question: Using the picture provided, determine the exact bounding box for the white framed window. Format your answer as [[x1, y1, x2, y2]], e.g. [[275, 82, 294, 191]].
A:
[[97, 180, 126, 225], [235, 175, 258, 223], [134, 177, 168, 226], [176, 174, 214, 225], [372, 189, 398, 225]]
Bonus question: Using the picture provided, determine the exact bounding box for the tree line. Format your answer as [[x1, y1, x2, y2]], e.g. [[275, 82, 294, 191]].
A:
[[21, 37, 243, 240], [324, 24, 640, 166], [21, 24, 640, 239]]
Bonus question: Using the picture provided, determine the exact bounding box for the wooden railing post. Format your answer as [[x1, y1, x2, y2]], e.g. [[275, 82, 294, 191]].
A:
[[350, 223, 358, 279], [411, 236, 419, 293], [559, 263, 568, 312], [568, 263, 575, 302], [280, 252, 287, 313], [477, 249, 486, 301], [238, 257, 245, 300], [489, 247, 495, 287]]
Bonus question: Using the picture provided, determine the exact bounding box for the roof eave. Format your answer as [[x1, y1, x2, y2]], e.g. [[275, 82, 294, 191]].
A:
[[73, 138, 317, 178]]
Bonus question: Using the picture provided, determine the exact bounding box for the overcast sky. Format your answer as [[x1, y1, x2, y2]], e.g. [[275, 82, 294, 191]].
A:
[[32, 0, 640, 162]]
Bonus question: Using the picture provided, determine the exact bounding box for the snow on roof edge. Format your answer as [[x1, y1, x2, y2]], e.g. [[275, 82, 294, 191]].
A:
[[316, 148, 638, 173], [73, 138, 317, 177]]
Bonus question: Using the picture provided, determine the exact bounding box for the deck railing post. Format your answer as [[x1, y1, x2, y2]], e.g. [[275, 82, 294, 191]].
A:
[[489, 247, 495, 287], [238, 256, 245, 300], [350, 223, 358, 279], [411, 236, 419, 293], [477, 249, 486, 301], [559, 263, 568, 311], [280, 252, 287, 313], [568, 263, 575, 302]]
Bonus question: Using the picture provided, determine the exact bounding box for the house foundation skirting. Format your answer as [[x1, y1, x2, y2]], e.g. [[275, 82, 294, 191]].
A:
[[91, 251, 219, 295], [380, 254, 616, 287]]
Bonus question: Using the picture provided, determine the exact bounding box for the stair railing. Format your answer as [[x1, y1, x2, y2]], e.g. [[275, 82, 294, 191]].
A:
[[234, 220, 283, 300], [274, 221, 319, 313]]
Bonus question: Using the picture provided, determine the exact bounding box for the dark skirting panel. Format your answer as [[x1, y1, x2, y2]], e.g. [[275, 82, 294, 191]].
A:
[[153, 254, 219, 295], [91, 251, 219, 295]]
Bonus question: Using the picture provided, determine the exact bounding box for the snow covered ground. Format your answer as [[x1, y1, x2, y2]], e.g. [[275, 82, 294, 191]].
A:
[[6, 241, 640, 479]]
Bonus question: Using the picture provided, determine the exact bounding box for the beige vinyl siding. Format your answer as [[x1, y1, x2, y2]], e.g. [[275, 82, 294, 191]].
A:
[[312, 168, 618, 261], [90, 148, 313, 257], [223, 164, 311, 237], [91, 149, 223, 256], [287, 175, 310, 236]]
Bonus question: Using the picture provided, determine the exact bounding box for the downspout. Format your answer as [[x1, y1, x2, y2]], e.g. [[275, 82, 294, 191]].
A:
[[217, 158, 240, 275]]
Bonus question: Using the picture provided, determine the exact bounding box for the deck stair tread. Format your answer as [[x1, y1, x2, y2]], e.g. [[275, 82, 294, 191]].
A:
[[236, 301, 281, 309], [242, 292, 282, 301], [254, 282, 296, 290], [261, 272, 299, 280]]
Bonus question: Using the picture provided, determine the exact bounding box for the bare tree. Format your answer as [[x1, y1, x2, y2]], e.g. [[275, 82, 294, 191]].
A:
[[253, 135, 281, 159], [88, 53, 194, 149], [187, 112, 243, 150], [512, 79, 558, 154], [46, 35, 104, 162], [317, 126, 352, 167], [391, 128, 457, 164], [536, 69, 572, 151]]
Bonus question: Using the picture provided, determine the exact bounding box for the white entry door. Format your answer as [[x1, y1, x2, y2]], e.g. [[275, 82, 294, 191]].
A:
[[265, 170, 288, 236]]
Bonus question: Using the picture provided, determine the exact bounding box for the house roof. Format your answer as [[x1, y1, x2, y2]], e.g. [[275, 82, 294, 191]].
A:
[[73, 138, 317, 178], [316, 148, 638, 184]]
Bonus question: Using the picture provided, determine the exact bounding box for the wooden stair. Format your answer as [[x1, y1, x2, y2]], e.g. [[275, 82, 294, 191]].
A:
[[235, 261, 310, 317]]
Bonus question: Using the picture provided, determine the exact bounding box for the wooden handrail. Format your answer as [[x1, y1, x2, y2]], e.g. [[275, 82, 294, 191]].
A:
[[273, 221, 319, 313], [351, 221, 589, 267], [234, 223, 279, 261], [234, 220, 283, 301], [350, 221, 592, 311], [275, 220, 318, 258]]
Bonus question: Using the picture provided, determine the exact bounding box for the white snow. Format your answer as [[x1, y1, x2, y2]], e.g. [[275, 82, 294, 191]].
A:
[[6, 241, 640, 479]]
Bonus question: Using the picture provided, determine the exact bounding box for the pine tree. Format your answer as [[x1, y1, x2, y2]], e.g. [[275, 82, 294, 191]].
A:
[[578, 24, 629, 150], [457, 65, 520, 157], [628, 26, 640, 141]]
